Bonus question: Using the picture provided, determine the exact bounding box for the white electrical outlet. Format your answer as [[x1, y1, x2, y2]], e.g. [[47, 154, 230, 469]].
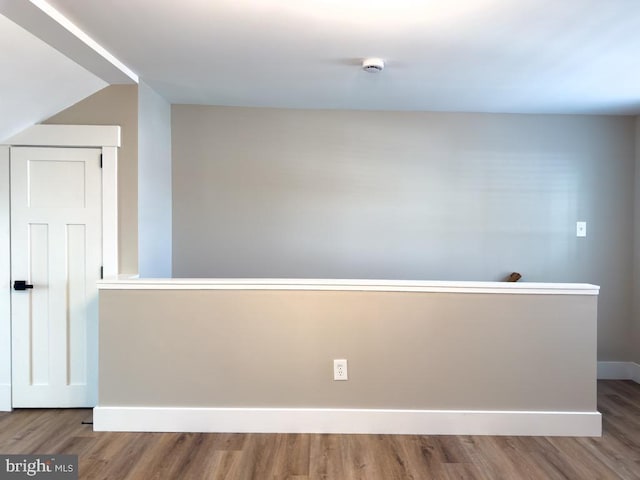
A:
[[333, 359, 348, 381]]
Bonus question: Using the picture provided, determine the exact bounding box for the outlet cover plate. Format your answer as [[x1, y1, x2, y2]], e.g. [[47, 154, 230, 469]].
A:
[[334, 359, 348, 381]]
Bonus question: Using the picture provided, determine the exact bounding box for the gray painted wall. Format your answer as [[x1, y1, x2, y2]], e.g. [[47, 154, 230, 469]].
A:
[[138, 81, 172, 277], [99, 289, 597, 411], [45, 85, 139, 274], [172, 106, 635, 360]]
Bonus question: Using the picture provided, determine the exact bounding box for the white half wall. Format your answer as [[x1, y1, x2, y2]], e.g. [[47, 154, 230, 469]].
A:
[[138, 81, 172, 277], [98, 285, 600, 436]]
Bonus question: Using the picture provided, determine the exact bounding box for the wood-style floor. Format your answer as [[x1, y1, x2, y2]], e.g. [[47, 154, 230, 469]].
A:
[[1, 380, 639, 479]]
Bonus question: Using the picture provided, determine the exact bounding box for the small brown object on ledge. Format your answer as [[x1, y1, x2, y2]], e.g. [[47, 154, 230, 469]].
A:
[[506, 272, 522, 282]]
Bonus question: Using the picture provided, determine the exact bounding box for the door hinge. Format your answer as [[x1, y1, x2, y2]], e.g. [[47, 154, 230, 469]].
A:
[[100, 266, 104, 279], [100, 154, 103, 168]]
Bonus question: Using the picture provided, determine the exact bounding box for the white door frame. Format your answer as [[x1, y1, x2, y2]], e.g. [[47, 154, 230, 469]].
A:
[[0, 124, 120, 411]]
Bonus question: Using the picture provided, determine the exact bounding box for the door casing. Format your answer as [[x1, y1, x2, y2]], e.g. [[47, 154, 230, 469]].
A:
[[0, 124, 120, 411]]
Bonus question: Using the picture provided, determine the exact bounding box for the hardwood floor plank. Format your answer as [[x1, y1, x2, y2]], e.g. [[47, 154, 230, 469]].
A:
[[342, 433, 378, 480], [365, 435, 415, 480], [547, 437, 621, 480], [387, 435, 443, 480], [309, 433, 346, 480], [461, 436, 524, 480], [414, 435, 451, 478], [443, 462, 486, 480]]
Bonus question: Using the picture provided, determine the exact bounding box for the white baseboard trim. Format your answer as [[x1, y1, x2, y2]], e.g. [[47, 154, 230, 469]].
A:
[[94, 406, 601, 437], [0, 384, 11, 412], [597, 361, 640, 382]]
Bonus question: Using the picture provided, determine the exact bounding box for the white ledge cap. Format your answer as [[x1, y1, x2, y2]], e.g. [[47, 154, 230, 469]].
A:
[[98, 278, 600, 295]]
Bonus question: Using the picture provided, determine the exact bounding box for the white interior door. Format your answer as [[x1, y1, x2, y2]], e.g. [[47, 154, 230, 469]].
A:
[[11, 147, 102, 407]]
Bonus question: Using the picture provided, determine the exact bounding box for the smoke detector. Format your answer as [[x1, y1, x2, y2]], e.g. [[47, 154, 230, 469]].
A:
[[362, 58, 385, 73]]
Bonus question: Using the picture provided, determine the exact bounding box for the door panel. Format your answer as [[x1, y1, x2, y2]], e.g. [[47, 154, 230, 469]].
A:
[[11, 147, 102, 407], [28, 159, 86, 208], [29, 223, 50, 386]]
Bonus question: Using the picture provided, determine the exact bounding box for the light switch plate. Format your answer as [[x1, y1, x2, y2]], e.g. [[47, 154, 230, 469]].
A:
[[576, 221, 587, 238]]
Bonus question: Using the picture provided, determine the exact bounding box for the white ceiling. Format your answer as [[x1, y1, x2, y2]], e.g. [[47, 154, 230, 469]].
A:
[[0, 13, 105, 142], [33, 0, 640, 114]]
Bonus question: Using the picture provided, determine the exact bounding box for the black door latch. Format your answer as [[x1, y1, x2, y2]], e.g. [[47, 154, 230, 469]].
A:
[[13, 281, 34, 291]]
